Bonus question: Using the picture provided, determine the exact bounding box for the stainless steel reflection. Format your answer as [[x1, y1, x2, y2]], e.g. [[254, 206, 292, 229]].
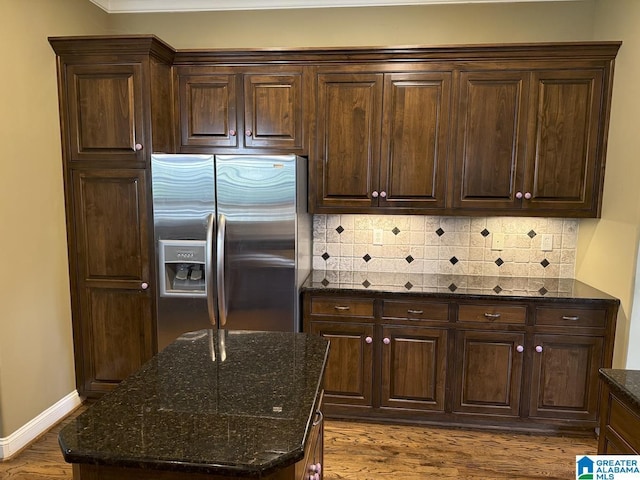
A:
[[151, 154, 216, 240], [216, 214, 227, 327], [205, 213, 216, 326], [152, 154, 311, 351]]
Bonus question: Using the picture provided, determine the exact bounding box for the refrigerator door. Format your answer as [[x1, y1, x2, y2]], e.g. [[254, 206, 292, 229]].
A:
[[215, 155, 300, 332], [151, 154, 216, 351]]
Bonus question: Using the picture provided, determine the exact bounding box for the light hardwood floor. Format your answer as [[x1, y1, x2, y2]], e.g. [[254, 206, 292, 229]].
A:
[[0, 406, 595, 479]]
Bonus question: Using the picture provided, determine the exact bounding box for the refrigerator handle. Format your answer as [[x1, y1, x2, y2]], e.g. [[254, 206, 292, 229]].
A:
[[205, 213, 217, 327], [217, 214, 228, 327]]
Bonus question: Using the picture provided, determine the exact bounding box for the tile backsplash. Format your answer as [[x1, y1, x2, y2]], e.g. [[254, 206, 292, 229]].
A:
[[312, 215, 578, 278]]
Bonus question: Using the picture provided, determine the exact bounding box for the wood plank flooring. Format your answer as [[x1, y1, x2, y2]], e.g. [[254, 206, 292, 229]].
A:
[[1, 407, 595, 479], [323, 420, 595, 479]]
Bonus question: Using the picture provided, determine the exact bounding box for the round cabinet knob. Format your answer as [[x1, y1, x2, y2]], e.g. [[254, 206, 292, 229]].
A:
[[515, 191, 523, 199], [314, 474, 320, 480], [134, 143, 143, 151], [141, 282, 149, 290], [316, 463, 322, 474], [380, 191, 387, 198], [371, 191, 379, 198], [365, 336, 373, 344], [229, 129, 237, 137], [524, 192, 532, 200], [516, 345, 524, 353], [245, 130, 252, 137], [535, 345, 543, 353], [383, 337, 391, 345], [308, 464, 317, 473]]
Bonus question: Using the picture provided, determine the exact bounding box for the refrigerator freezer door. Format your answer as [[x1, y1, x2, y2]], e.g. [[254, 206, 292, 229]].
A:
[[215, 155, 298, 332], [152, 154, 217, 351]]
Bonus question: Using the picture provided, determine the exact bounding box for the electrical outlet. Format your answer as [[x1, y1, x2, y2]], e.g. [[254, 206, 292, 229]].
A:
[[541, 234, 553, 251], [373, 229, 383, 245], [492, 233, 505, 251]]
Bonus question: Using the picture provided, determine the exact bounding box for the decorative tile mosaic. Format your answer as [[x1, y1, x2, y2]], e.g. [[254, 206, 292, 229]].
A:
[[313, 215, 578, 278]]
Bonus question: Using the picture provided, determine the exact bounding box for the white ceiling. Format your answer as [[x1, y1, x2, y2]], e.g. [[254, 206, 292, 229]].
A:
[[89, 0, 581, 13]]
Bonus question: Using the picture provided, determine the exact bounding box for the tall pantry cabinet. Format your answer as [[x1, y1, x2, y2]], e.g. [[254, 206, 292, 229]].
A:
[[49, 36, 174, 397]]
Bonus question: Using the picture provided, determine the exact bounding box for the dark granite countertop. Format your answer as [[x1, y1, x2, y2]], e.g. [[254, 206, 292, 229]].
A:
[[59, 329, 329, 478], [599, 369, 640, 410], [303, 270, 619, 302]]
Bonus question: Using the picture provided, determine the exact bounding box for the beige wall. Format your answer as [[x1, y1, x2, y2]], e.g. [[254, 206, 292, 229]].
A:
[[108, 1, 596, 48], [0, 0, 108, 437], [579, 0, 640, 368]]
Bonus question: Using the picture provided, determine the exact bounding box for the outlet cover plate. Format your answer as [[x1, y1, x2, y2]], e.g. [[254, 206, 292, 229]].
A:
[[373, 229, 383, 245], [492, 233, 505, 251]]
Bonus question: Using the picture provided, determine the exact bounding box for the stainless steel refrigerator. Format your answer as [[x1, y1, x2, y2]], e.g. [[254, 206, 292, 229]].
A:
[[151, 154, 311, 351]]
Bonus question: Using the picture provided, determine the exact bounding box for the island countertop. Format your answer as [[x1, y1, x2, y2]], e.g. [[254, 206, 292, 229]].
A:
[[58, 329, 329, 478], [599, 368, 640, 410]]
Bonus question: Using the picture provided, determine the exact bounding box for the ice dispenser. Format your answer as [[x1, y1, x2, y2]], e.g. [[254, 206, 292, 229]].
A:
[[159, 239, 207, 297]]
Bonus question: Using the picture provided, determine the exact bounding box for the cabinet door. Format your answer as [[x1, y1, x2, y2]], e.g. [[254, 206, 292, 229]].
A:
[[176, 71, 238, 148], [379, 72, 451, 209], [380, 325, 447, 411], [296, 402, 324, 480], [243, 72, 303, 150], [316, 72, 383, 209], [65, 64, 145, 163], [71, 169, 154, 395], [309, 321, 374, 407], [529, 334, 603, 421], [452, 69, 529, 209], [453, 330, 524, 417], [523, 68, 605, 215]]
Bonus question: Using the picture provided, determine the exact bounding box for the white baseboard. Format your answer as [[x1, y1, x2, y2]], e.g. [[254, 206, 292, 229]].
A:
[[0, 390, 82, 460]]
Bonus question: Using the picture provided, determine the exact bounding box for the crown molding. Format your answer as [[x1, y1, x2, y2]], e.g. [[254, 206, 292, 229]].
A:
[[89, 0, 581, 14]]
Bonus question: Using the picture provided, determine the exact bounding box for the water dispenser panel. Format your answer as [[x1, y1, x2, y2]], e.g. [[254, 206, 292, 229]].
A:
[[159, 239, 207, 297]]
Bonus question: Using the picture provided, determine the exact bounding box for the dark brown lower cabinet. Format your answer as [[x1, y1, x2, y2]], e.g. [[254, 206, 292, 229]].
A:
[[309, 321, 374, 408], [453, 330, 524, 417], [529, 334, 604, 421], [303, 290, 618, 434], [380, 325, 447, 412]]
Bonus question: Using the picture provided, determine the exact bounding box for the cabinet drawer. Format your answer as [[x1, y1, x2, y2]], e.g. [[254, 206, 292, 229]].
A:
[[535, 306, 606, 328], [310, 297, 374, 317], [608, 393, 640, 453], [458, 304, 527, 324], [382, 300, 448, 321]]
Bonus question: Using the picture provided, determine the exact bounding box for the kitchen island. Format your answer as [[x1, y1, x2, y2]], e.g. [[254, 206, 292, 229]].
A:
[[598, 369, 640, 454], [58, 329, 329, 480]]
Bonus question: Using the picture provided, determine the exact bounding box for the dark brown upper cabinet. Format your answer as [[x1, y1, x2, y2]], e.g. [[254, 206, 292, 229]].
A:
[[453, 62, 608, 217], [381, 72, 452, 210], [175, 65, 307, 153], [51, 36, 175, 166], [65, 63, 145, 163], [315, 71, 383, 210], [314, 66, 451, 213], [523, 68, 605, 215], [453, 68, 530, 211]]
